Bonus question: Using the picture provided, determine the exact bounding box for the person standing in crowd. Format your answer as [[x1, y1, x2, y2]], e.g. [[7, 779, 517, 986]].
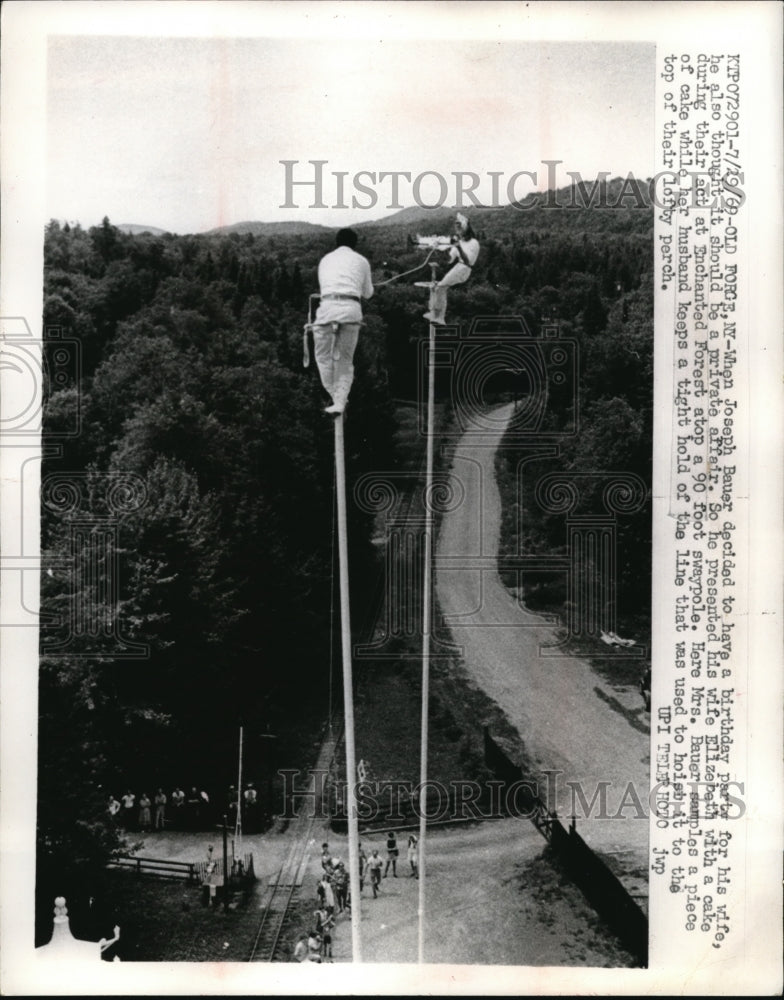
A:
[[120, 789, 136, 830], [358, 841, 367, 894], [138, 792, 152, 831], [153, 788, 167, 830], [107, 795, 121, 821], [332, 861, 348, 914], [367, 849, 383, 898], [384, 830, 399, 878], [171, 786, 185, 827], [310, 228, 374, 415], [320, 843, 334, 876], [199, 787, 211, 826], [186, 787, 201, 829], [423, 213, 480, 325], [318, 872, 335, 918], [243, 783, 257, 832], [203, 861, 220, 908], [314, 905, 334, 960], [407, 832, 419, 878]]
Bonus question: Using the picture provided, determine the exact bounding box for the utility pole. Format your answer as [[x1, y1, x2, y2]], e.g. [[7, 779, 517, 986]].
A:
[[235, 727, 243, 852]]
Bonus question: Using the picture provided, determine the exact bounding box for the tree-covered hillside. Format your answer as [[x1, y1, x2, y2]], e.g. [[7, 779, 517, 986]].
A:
[[38, 184, 652, 901]]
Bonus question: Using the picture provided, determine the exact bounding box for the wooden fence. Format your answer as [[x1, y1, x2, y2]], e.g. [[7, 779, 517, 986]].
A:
[[107, 853, 255, 884]]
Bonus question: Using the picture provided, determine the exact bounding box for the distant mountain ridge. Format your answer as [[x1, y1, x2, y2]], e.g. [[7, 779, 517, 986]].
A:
[[205, 220, 333, 236], [121, 177, 652, 238], [117, 223, 169, 236]]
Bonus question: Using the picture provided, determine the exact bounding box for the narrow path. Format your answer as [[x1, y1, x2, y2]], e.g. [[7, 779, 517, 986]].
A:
[[436, 403, 650, 880]]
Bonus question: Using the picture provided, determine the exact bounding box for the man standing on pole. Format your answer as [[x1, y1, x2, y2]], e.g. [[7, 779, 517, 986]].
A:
[[312, 228, 374, 415]]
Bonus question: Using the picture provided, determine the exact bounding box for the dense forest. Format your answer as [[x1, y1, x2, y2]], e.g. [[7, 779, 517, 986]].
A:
[[37, 179, 653, 907]]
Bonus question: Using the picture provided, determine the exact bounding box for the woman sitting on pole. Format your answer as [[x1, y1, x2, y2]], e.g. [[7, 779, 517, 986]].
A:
[[423, 213, 480, 325]]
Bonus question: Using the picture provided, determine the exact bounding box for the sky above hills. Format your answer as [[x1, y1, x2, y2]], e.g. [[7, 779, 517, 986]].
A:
[[46, 8, 654, 234]]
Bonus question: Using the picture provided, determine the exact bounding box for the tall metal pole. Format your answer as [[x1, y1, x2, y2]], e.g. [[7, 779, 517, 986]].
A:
[[418, 266, 438, 964], [334, 413, 362, 963]]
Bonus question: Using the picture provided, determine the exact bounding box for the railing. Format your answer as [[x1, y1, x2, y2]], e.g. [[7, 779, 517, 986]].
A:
[[107, 853, 255, 884], [107, 855, 201, 880]]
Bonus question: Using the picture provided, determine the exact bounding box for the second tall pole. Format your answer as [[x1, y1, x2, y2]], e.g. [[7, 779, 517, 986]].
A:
[[418, 272, 438, 965]]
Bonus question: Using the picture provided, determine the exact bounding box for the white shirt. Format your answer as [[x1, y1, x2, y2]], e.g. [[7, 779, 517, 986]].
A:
[[449, 237, 480, 267], [320, 880, 335, 908], [315, 245, 374, 324], [439, 236, 480, 288]]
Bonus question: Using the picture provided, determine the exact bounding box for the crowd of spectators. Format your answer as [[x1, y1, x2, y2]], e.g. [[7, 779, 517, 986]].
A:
[[294, 833, 419, 962], [105, 783, 264, 832]]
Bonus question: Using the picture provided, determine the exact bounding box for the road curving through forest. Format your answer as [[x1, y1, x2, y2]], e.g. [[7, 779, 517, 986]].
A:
[[435, 402, 650, 890]]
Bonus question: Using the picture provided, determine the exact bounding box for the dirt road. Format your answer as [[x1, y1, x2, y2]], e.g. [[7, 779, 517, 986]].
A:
[[330, 820, 634, 966], [436, 403, 650, 884]]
